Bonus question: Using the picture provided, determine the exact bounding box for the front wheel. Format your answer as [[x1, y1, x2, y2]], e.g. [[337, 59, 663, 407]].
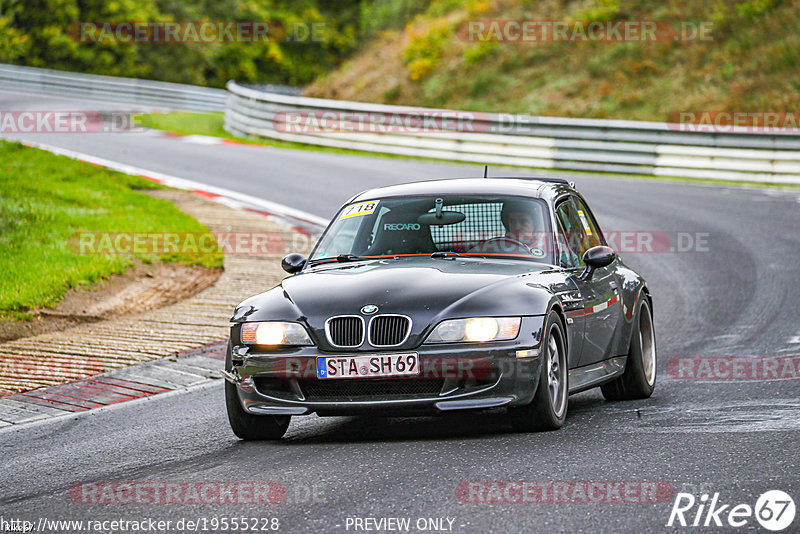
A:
[[225, 380, 290, 440], [601, 296, 656, 400], [509, 311, 568, 432]]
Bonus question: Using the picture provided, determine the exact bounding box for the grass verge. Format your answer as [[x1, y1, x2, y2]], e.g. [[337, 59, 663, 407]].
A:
[[136, 111, 800, 190], [0, 140, 223, 319]]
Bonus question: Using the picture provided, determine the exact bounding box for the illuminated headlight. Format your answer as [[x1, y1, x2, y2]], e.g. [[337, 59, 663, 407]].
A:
[[240, 322, 313, 346], [424, 317, 521, 343]]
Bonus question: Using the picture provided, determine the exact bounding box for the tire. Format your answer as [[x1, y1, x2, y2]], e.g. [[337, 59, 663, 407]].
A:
[[601, 296, 656, 401], [225, 380, 290, 440], [224, 340, 290, 440], [509, 311, 568, 432]]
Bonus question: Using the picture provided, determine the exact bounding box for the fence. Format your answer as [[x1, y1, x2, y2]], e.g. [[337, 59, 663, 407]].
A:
[[225, 81, 800, 183], [3, 63, 797, 183], [0, 63, 226, 111]]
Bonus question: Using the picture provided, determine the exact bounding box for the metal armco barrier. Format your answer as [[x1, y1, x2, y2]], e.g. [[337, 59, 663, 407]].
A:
[[0, 63, 226, 111], [225, 81, 800, 183]]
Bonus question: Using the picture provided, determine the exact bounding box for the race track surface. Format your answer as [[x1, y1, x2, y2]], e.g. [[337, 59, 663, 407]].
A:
[[2, 91, 799, 533]]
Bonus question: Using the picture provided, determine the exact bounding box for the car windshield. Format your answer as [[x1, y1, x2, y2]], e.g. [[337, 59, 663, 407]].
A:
[[310, 195, 553, 264]]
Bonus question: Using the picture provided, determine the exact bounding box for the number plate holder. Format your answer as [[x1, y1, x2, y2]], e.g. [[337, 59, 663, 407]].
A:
[[316, 353, 419, 379]]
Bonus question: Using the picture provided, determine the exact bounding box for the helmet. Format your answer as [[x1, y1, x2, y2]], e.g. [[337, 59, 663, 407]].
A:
[[500, 200, 533, 229]]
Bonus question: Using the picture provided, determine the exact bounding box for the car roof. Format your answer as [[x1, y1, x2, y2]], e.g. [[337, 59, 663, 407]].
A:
[[350, 177, 575, 204]]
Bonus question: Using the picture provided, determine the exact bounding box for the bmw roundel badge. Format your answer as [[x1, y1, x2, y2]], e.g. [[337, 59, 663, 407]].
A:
[[361, 304, 378, 315]]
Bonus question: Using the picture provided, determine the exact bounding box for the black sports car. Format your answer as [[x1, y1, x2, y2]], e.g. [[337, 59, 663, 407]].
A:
[[224, 177, 656, 439]]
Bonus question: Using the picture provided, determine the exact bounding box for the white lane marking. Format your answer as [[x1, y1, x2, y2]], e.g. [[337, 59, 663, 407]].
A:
[[788, 335, 800, 344], [21, 140, 329, 229]]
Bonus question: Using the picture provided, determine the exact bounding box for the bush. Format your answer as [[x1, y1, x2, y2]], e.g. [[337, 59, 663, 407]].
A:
[[403, 20, 452, 80], [0, 0, 363, 87]]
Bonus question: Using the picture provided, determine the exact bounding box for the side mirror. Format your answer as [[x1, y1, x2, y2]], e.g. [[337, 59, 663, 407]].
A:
[[579, 246, 616, 281], [281, 253, 307, 274]]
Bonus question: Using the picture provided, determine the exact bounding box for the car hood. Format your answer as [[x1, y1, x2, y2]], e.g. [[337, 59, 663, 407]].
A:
[[232, 257, 564, 350]]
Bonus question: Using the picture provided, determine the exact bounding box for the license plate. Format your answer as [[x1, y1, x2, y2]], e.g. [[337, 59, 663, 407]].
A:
[[316, 353, 419, 379]]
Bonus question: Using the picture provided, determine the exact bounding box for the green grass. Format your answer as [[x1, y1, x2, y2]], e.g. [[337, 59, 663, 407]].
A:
[[137, 111, 800, 191], [0, 141, 222, 316], [136, 112, 231, 139]]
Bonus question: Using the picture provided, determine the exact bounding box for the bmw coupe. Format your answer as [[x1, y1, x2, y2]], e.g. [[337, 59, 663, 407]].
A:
[[224, 177, 656, 439]]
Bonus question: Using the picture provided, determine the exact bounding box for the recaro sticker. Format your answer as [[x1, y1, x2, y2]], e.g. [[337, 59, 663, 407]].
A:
[[577, 210, 593, 236], [384, 223, 421, 231], [340, 200, 379, 220]]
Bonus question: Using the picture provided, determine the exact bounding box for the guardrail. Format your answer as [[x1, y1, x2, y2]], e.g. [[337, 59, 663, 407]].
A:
[[225, 81, 800, 183], [0, 63, 226, 111]]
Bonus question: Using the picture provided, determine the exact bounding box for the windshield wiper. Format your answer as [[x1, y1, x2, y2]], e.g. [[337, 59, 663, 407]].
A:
[[430, 251, 461, 259], [336, 254, 367, 262], [308, 254, 370, 266]]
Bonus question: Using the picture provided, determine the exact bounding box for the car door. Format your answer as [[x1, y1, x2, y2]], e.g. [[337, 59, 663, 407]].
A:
[[554, 196, 621, 366], [553, 213, 585, 367]]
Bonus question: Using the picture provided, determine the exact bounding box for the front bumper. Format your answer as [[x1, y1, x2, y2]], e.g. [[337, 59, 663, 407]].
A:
[[226, 317, 546, 416]]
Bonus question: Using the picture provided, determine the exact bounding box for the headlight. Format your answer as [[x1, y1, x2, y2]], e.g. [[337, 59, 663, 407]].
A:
[[424, 317, 521, 343], [240, 322, 313, 346]]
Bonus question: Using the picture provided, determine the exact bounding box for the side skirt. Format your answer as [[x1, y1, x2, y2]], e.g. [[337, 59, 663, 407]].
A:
[[568, 356, 627, 394]]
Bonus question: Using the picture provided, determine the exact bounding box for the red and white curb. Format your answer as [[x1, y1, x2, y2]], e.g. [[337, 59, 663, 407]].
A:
[[21, 140, 329, 237], [152, 130, 259, 148], [0, 342, 226, 427]]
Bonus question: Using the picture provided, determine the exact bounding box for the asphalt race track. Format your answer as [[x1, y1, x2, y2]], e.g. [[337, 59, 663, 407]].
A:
[[1, 90, 799, 533]]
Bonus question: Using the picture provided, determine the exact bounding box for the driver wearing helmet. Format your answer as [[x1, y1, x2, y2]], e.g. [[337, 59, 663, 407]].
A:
[[470, 200, 545, 256], [501, 200, 538, 248]]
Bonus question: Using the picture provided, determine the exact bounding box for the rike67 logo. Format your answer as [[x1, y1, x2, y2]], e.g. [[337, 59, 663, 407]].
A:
[[667, 490, 795, 531]]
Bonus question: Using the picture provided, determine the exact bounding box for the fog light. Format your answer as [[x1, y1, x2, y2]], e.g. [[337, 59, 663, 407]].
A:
[[516, 349, 539, 358]]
